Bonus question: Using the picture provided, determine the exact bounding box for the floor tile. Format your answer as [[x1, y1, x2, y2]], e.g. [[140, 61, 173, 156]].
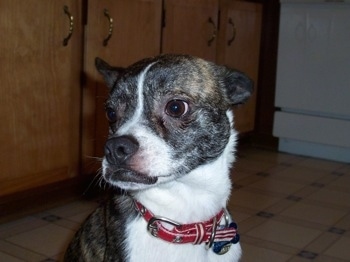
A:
[[234, 158, 276, 173], [0, 216, 48, 239], [230, 211, 252, 223], [0, 240, 46, 262], [263, 199, 295, 214], [280, 203, 347, 226], [336, 164, 350, 176], [241, 243, 292, 262], [233, 175, 262, 187], [238, 147, 303, 166], [0, 251, 24, 262], [238, 216, 267, 234], [334, 214, 350, 231], [307, 189, 350, 208], [6, 224, 75, 257], [271, 166, 328, 183], [51, 252, 65, 261], [66, 209, 94, 224], [53, 218, 81, 231], [230, 190, 280, 210], [305, 232, 341, 254], [297, 250, 319, 259], [330, 175, 350, 191], [324, 236, 350, 261], [288, 255, 318, 262], [246, 220, 322, 249], [315, 254, 349, 262], [231, 169, 254, 182], [248, 178, 305, 195], [45, 200, 98, 219], [296, 158, 344, 172]]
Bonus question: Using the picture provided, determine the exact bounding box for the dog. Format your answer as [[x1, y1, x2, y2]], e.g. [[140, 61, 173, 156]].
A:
[[64, 54, 253, 262]]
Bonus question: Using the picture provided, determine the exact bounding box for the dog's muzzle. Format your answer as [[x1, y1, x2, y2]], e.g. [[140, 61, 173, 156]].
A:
[[103, 136, 158, 186], [104, 136, 139, 165]]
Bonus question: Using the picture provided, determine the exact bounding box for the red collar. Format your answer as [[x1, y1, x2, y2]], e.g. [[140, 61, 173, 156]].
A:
[[134, 200, 239, 254]]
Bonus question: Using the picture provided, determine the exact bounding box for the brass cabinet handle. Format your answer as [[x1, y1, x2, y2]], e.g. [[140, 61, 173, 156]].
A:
[[207, 17, 217, 47], [103, 9, 114, 46], [63, 5, 74, 46], [228, 18, 236, 46]]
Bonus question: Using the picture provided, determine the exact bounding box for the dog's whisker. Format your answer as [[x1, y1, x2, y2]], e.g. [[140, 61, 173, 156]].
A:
[[85, 155, 104, 162], [82, 172, 103, 196]]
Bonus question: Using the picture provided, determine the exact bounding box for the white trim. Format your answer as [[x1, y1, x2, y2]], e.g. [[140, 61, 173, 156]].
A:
[[279, 138, 350, 163]]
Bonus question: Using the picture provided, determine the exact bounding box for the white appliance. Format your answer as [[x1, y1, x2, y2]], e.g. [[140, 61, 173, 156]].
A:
[[273, 0, 350, 163]]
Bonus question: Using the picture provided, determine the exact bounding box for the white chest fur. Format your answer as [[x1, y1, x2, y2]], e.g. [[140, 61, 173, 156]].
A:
[[123, 110, 241, 261]]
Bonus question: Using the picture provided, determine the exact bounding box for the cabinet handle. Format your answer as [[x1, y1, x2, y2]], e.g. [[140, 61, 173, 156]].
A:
[[63, 5, 74, 46], [103, 9, 114, 46], [207, 17, 217, 47], [227, 18, 236, 46]]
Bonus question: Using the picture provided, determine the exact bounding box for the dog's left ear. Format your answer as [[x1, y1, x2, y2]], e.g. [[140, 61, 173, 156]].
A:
[[215, 65, 254, 106], [95, 57, 124, 89]]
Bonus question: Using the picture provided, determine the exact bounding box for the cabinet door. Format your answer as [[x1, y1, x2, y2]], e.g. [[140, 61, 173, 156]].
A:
[[162, 0, 218, 61], [217, 1, 262, 133], [0, 0, 82, 196], [83, 0, 162, 173]]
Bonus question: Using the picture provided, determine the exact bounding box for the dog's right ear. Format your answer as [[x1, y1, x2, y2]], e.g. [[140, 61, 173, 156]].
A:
[[95, 57, 124, 89], [215, 65, 254, 106]]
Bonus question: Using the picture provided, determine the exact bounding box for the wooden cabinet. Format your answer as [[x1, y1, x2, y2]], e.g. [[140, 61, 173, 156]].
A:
[[0, 0, 162, 199], [0, 0, 261, 206], [82, 0, 162, 173], [0, 0, 83, 197], [162, 0, 218, 61], [217, 0, 262, 133], [162, 0, 262, 133], [81, 0, 262, 174]]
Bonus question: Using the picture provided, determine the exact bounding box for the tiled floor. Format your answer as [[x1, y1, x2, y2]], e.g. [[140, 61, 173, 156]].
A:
[[0, 147, 349, 261]]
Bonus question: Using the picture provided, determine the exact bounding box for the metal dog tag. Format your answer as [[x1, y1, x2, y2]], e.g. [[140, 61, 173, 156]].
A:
[[213, 241, 232, 255], [212, 221, 240, 255]]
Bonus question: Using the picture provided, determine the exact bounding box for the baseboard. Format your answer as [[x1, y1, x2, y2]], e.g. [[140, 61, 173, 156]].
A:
[[238, 132, 278, 151], [0, 174, 104, 224]]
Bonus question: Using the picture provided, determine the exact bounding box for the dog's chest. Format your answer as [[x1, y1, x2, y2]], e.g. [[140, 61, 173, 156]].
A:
[[124, 217, 241, 262]]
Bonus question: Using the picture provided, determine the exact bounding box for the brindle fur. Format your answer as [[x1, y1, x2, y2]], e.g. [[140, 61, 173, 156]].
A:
[[65, 195, 136, 261], [64, 55, 252, 262]]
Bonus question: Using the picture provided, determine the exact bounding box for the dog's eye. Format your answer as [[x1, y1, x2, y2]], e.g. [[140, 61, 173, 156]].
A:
[[165, 100, 189, 118], [105, 108, 117, 123]]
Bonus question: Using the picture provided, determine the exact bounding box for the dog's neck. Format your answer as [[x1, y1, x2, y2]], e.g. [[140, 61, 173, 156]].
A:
[[133, 111, 237, 224], [133, 170, 231, 224]]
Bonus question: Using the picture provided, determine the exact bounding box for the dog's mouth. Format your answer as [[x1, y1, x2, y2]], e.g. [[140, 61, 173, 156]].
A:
[[103, 167, 158, 186]]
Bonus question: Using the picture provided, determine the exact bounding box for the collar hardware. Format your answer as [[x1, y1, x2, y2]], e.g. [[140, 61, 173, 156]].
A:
[[205, 216, 217, 250], [134, 200, 239, 255], [147, 216, 181, 238]]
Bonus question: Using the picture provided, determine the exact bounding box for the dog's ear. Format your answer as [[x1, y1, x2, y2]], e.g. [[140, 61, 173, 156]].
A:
[[216, 65, 254, 106], [95, 57, 124, 89]]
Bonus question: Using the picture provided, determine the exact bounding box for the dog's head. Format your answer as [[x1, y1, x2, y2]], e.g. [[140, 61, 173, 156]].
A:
[[96, 54, 253, 191]]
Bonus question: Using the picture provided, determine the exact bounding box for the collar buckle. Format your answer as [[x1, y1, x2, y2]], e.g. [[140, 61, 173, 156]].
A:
[[147, 216, 181, 238]]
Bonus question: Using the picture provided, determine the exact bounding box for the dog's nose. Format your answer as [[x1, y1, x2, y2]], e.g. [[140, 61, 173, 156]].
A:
[[104, 136, 139, 165]]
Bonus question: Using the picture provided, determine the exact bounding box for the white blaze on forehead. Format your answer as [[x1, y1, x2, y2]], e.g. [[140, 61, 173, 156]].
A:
[[115, 61, 174, 178], [117, 62, 155, 135]]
